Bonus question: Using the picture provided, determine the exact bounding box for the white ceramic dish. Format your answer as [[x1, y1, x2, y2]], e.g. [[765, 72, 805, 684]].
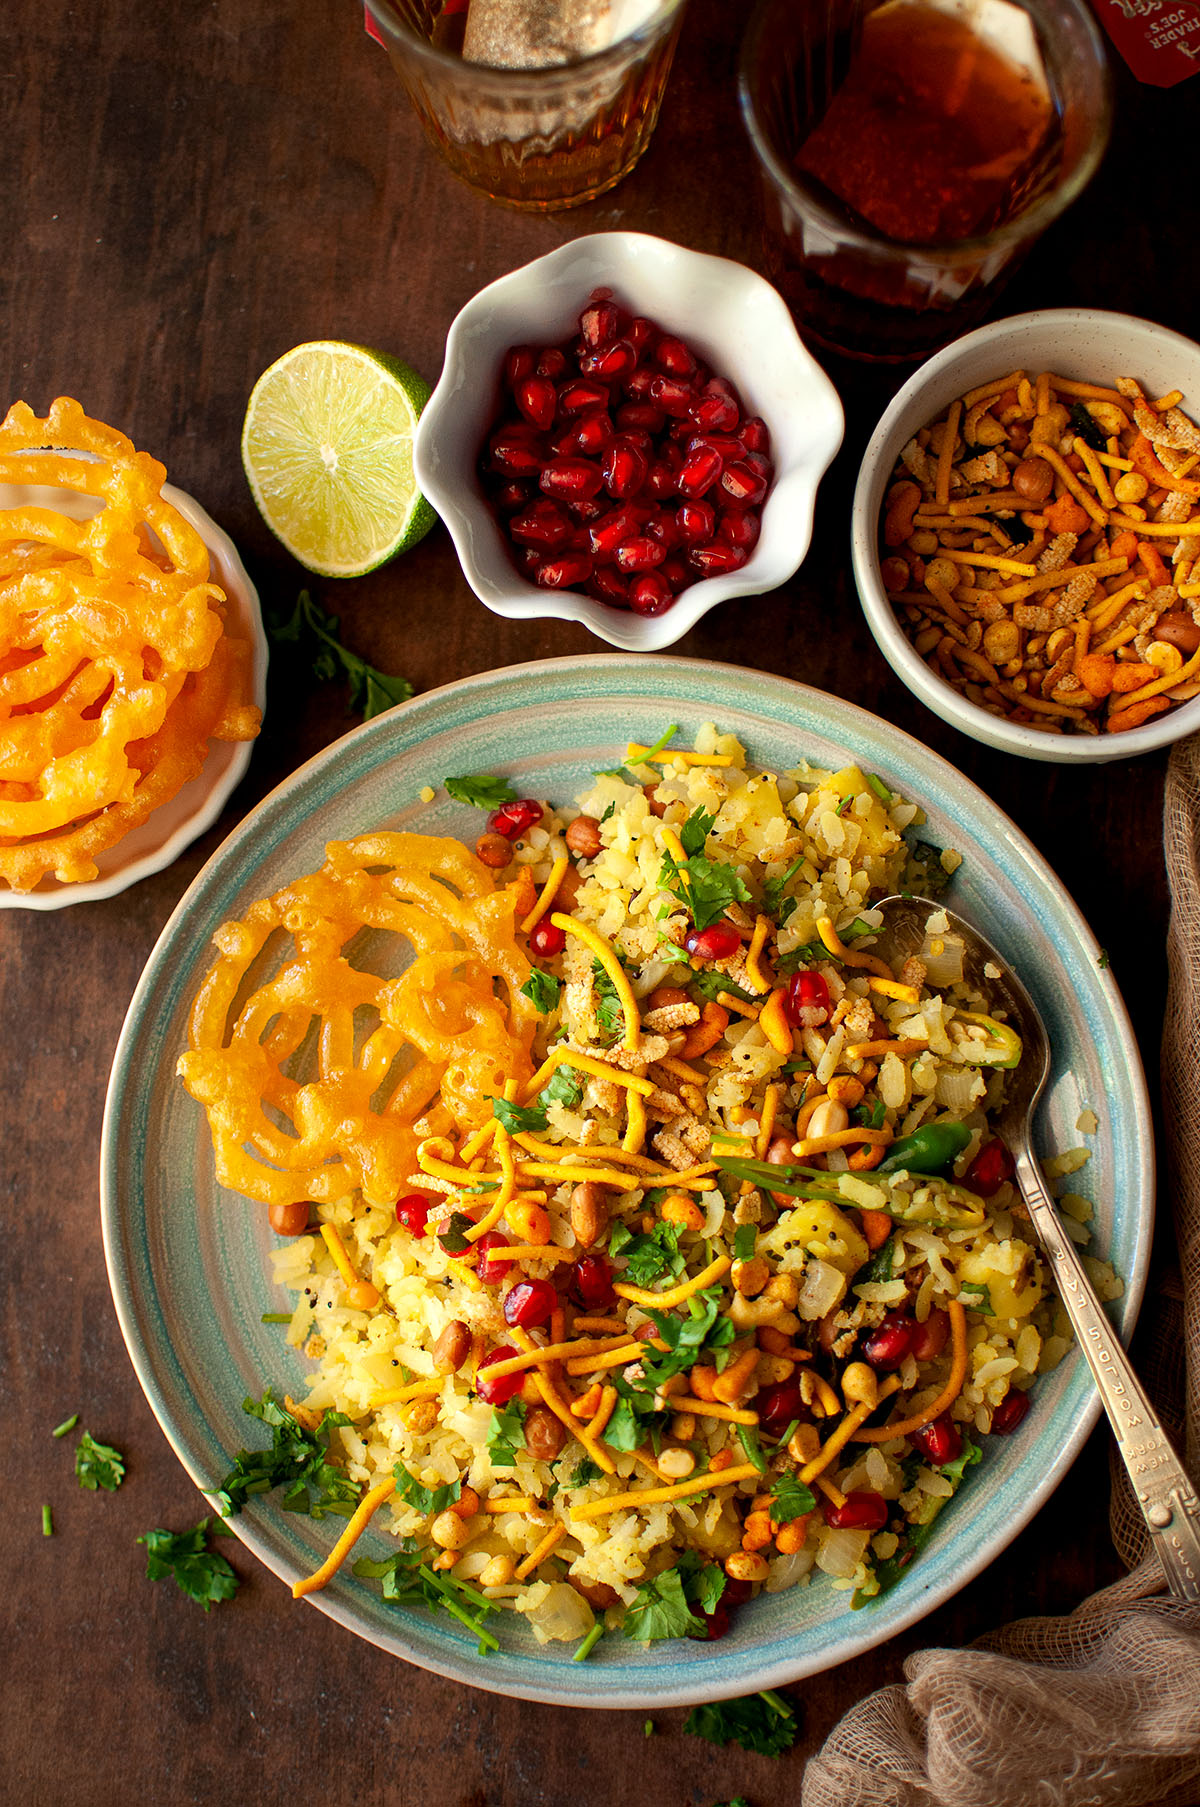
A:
[[102, 655, 1151, 1708], [851, 309, 1200, 763], [414, 232, 844, 651], [0, 478, 267, 910]]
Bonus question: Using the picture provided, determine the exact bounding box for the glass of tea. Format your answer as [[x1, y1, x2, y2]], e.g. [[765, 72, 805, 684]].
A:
[[364, 0, 688, 211], [739, 0, 1111, 362]]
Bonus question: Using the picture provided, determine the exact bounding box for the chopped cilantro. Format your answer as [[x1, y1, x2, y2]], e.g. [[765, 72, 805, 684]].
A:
[[540, 1065, 584, 1111], [677, 1548, 727, 1618], [634, 724, 679, 767], [660, 846, 751, 932], [624, 1566, 705, 1642], [903, 837, 953, 899], [690, 969, 756, 1006], [596, 765, 641, 786], [853, 1098, 887, 1129], [570, 1456, 603, 1488], [941, 1432, 983, 1485], [737, 1423, 769, 1472], [763, 856, 805, 924], [959, 1281, 995, 1316], [437, 1211, 475, 1254], [680, 805, 717, 857], [609, 1218, 685, 1288], [836, 793, 853, 816], [51, 1414, 78, 1439], [684, 1691, 797, 1756], [600, 800, 616, 824], [486, 1401, 527, 1468], [644, 1720, 655, 1738], [139, 1519, 240, 1611], [732, 1223, 757, 1262], [491, 1095, 549, 1135], [639, 1287, 736, 1390], [443, 773, 518, 809], [573, 1623, 605, 1662], [260, 1312, 292, 1323], [866, 772, 895, 803], [858, 1237, 896, 1285], [860, 1436, 982, 1605], [74, 1431, 126, 1492], [771, 1472, 817, 1523], [592, 958, 626, 1038], [1097, 949, 1110, 970], [213, 1389, 361, 1520], [655, 936, 693, 966], [354, 1539, 501, 1652], [271, 590, 413, 720], [393, 1461, 462, 1516], [1069, 402, 1108, 452], [601, 1388, 665, 1452], [41, 1504, 53, 1537], [521, 969, 562, 1014]]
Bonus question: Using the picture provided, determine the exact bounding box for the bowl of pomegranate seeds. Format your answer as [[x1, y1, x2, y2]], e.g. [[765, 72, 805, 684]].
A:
[[415, 232, 844, 650]]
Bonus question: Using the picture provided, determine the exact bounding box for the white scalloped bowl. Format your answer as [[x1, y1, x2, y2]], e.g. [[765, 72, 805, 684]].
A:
[[414, 232, 844, 651], [852, 309, 1200, 763], [0, 476, 267, 910]]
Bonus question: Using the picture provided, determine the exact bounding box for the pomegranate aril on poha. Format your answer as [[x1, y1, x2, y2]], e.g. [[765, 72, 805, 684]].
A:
[[481, 295, 773, 613]]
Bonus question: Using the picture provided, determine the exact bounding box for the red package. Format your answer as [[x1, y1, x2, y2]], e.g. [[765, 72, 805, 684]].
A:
[[1091, 0, 1200, 85]]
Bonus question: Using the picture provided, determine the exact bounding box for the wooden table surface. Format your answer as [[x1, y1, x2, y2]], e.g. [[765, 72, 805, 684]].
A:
[[4, 3, 1195, 1802]]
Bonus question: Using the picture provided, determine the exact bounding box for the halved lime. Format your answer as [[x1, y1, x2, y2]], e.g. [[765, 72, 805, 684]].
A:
[[241, 341, 436, 578]]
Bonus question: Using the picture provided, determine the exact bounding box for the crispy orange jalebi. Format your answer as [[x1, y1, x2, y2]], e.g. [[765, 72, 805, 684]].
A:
[[0, 396, 260, 890], [177, 834, 539, 1210]]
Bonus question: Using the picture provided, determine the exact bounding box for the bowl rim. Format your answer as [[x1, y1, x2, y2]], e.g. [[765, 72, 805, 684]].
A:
[[851, 306, 1200, 763], [414, 230, 844, 652], [0, 479, 267, 908]]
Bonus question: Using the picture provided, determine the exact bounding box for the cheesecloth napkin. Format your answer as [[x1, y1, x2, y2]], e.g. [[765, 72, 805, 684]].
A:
[[802, 733, 1200, 1807]]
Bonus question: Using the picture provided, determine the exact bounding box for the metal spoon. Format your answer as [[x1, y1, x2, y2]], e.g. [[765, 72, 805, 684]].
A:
[[869, 892, 1200, 1600]]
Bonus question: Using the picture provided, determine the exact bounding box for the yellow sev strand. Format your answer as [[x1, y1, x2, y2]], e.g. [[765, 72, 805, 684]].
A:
[[934, 399, 961, 507], [668, 1395, 759, 1426], [794, 1126, 892, 1159], [372, 1377, 442, 1407], [587, 1385, 618, 1439], [549, 1045, 654, 1096], [477, 1334, 641, 1384], [570, 1462, 761, 1522], [814, 1474, 847, 1510], [319, 1223, 359, 1288], [1029, 443, 1109, 526], [743, 915, 772, 993], [551, 914, 639, 1049], [717, 990, 760, 1019], [513, 1134, 661, 1173], [755, 1083, 782, 1159], [613, 1255, 732, 1309], [1108, 642, 1200, 712], [520, 854, 570, 935], [815, 915, 891, 978], [934, 546, 1038, 577], [515, 1334, 616, 1475], [492, 1244, 577, 1264], [464, 1123, 518, 1241], [566, 1345, 644, 1377], [484, 1496, 535, 1514], [799, 1377, 904, 1483], [1077, 439, 1117, 511], [513, 1522, 568, 1581], [292, 1477, 397, 1599], [854, 1301, 969, 1443], [624, 1088, 647, 1155], [867, 976, 920, 1004]]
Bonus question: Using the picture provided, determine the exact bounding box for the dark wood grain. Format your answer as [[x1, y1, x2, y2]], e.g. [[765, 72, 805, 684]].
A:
[[2, 3, 1193, 1803]]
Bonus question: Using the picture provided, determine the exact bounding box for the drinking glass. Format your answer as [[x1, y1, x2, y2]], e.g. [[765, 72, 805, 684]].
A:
[[364, 0, 688, 211], [739, 0, 1112, 362]]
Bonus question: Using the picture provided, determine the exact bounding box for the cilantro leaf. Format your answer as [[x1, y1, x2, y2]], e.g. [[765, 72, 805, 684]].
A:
[[521, 969, 562, 1014], [270, 591, 413, 721], [353, 1538, 501, 1652], [659, 848, 751, 933], [853, 1098, 887, 1129], [490, 1095, 549, 1135], [602, 1392, 658, 1452], [680, 806, 717, 858], [903, 837, 953, 899], [655, 936, 693, 966], [75, 1431, 126, 1492], [857, 1237, 896, 1285], [677, 1549, 727, 1618], [540, 1065, 583, 1111], [213, 1389, 361, 1520], [139, 1519, 240, 1611], [940, 1431, 983, 1485], [443, 773, 519, 809], [959, 1281, 995, 1316], [684, 1691, 797, 1756], [393, 1461, 462, 1516], [610, 1219, 685, 1289], [624, 1566, 705, 1643], [690, 969, 756, 1006], [639, 1288, 735, 1390], [733, 1223, 757, 1262], [570, 1456, 603, 1488], [486, 1401, 527, 1468], [770, 1472, 817, 1523], [763, 855, 806, 924], [592, 957, 626, 1039], [436, 1211, 475, 1254]]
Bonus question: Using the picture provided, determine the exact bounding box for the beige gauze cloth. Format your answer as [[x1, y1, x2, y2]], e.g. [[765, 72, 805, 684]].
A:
[[802, 733, 1200, 1807]]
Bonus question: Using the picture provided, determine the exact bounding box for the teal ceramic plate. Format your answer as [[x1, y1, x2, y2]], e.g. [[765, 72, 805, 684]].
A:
[[101, 655, 1152, 1707]]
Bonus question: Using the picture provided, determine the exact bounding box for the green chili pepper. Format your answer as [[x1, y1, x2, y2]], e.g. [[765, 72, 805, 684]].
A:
[[952, 1012, 1022, 1068], [879, 1121, 972, 1175], [710, 1151, 986, 1230]]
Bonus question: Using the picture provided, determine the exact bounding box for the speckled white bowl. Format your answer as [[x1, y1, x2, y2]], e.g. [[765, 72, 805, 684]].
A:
[[852, 309, 1200, 763], [415, 232, 844, 651], [0, 476, 267, 909]]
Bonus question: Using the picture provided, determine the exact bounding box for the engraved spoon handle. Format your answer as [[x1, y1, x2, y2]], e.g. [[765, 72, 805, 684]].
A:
[[1013, 1144, 1200, 1601]]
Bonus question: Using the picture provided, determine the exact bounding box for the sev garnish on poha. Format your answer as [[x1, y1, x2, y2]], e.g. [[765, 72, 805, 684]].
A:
[[180, 727, 1121, 1653]]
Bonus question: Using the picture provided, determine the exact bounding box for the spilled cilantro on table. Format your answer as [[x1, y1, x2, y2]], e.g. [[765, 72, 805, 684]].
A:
[[74, 1431, 126, 1492], [139, 1519, 240, 1611], [271, 590, 412, 720], [685, 1690, 798, 1755], [212, 1389, 361, 1520]]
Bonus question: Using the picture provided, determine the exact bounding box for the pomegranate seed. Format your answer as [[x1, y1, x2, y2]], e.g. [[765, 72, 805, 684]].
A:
[[654, 335, 697, 378], [909, 1413, 963, 1468], [627, 317, 656, 354], [990, 1390, 1031, 1435], [566, 409, 615, 456], [490, 479, 532, 513], [537, 347, 567, 379], [823, 1491, 889, 1532], [677, 499, 715, 542], [965, 1137, 1015, 1198], [622, 366, 658, 401], [644, 509, 681, 549], [684, 921, 742, 961], [688, 542, 747, 576], [615, 536, 666, 573], [535, 552, 593, 588], [515, 375, 556, 431], [571, 1254, 615, 1309], [580, 300, 621, 349], [541, 458, 603, 503], [861, 1311, 916, 1371], [756, 1379, 808, 1435], [529, 919, 566, 957], [718, 510, 760, 552], [784, 969, 831, 1026], [558, 379, 610, 415], [687, 431, 744, 460], [581, 340, 637, 381], [567, 496, 606, 526], [602, 437, 648, 500], [677, 445, 723, 497], [645, 452, 684, 499], [475, 1232, 513, 1285], [629, 572, 673, 615], [616, 401, 665, 433], [503, 1277, 557, 1329], [721, 460, 769, 508], [590, 507, 643, 559], [740, 416, 771, 454], [650, 375, 696, 417], [488, 430, 545, 476], [509, 498, 573, 550], [395, 1193, 434, 1236], [911, 1308, 950, 1361], [516, 546, 541, 575], [659, 555, 689, 592], [476, 1343, 523, 1405], [504, 347, 535, 387], [690, 394, 736, 433], [488, 798, 543, 838], [588, 566, 631, 607]]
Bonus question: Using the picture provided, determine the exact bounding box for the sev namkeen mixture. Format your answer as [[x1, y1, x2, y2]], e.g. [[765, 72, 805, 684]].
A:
[[880, 370, 1200, 735], [178, 727, 1120, 1655]]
